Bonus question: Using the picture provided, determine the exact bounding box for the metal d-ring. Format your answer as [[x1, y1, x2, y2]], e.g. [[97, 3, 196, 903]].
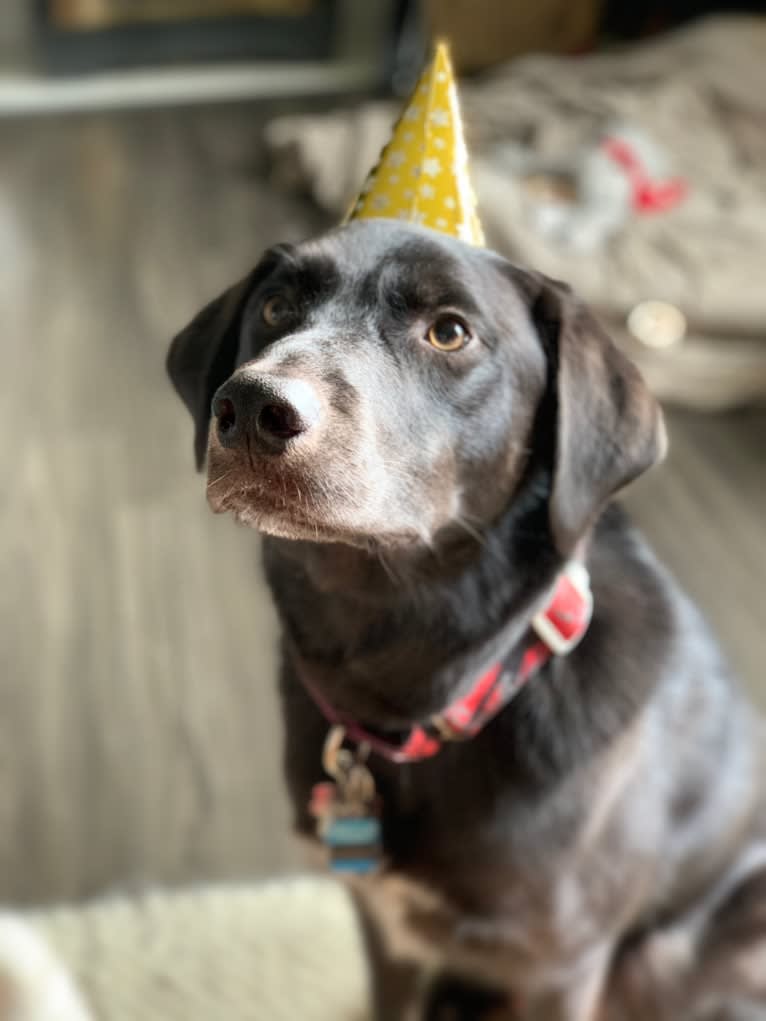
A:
[[322, 725, 352, 780], [322, 726, 377, 807]]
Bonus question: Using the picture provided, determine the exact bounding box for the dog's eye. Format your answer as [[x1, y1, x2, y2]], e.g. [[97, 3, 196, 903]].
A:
[[262, 294, 293, 328], [426, 316, 471, 352]]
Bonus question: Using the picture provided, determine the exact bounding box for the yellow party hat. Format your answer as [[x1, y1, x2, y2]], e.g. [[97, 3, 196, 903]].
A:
[[347, 41, 484, 246]]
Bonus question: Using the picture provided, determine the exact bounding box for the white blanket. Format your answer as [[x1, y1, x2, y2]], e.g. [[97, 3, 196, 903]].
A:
[[0, 879, 371, 1021]]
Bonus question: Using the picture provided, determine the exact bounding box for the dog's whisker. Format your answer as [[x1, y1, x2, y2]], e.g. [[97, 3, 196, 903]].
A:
[[454, 514, 488, 547], [376, 549, 400, 586], [206, 470, 235, 489]]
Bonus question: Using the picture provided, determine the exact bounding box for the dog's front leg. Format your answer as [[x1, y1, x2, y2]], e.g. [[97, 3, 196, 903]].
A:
[[345, 873, 454, 1021], [419, 942, 613, 1021], [350, 873, 615, 1021], [522, 945, 613, 1021]]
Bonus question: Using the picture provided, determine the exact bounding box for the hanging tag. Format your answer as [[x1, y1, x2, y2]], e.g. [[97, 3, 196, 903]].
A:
[[309, 726, 384, 875]]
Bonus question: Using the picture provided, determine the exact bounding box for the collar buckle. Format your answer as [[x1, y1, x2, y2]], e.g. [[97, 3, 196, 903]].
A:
[[531, 561, 593, 657]]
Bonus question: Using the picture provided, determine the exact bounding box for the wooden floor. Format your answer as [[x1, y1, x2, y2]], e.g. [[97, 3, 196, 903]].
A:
[[0, 107, 764, 906]]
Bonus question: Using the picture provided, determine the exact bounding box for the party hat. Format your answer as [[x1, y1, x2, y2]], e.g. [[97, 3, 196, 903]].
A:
[[347, 41, 484, 246]]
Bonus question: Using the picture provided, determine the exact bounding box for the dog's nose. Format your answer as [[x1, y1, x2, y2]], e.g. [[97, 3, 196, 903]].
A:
[[212, 371, 320, 453]]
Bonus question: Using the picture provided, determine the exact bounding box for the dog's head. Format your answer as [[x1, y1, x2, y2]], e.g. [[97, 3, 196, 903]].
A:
[[168, 220, 664, 556]]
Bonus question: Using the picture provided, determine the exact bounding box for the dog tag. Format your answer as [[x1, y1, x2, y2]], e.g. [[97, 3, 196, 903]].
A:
[[309, 727, 383, 874]]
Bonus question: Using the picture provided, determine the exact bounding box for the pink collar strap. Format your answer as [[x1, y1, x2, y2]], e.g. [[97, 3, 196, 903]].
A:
[[297, 561, 593, 764]]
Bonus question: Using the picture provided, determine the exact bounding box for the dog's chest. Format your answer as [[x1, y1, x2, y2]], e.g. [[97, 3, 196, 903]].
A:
[[374, 737, 660, 967]]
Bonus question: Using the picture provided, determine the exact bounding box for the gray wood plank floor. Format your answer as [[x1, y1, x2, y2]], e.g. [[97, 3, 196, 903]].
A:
[[1, 107, 764, 905]]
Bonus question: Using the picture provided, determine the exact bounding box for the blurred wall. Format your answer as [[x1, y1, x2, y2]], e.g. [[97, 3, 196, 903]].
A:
[[0, 0, 30, 55]]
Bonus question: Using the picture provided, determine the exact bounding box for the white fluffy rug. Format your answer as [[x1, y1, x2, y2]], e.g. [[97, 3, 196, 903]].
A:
[[0, 878, 371, 1021]]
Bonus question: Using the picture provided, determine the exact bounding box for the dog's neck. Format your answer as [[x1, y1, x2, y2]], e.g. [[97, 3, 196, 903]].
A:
[[267, 500, 671, 798], [262, 475, 567, 728], [275, 531, 505, 601]]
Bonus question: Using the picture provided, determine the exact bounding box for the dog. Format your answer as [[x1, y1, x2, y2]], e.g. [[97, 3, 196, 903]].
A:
[[168, 219, 766, 1020]]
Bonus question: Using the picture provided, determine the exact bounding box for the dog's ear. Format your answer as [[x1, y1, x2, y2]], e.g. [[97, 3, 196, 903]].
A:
[[167, 270, 259, 469], [516, 269, 666, 555]]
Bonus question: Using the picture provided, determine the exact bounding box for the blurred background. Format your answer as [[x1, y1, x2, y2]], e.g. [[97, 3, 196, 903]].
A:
[[1, 0, 764, 913]]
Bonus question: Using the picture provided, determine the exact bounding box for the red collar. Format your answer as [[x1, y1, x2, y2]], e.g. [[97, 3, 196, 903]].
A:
[[296, 562, 593, 764]]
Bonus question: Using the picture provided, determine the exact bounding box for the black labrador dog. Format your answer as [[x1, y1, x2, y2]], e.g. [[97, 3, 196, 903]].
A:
[[168, 220, 766, 1020]]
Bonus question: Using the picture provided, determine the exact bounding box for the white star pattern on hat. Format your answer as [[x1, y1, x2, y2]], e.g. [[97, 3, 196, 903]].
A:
[[421, 157, 442, 177]]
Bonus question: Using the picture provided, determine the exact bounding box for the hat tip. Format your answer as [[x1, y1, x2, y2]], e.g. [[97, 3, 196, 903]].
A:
[[433, 38, 452, 63]]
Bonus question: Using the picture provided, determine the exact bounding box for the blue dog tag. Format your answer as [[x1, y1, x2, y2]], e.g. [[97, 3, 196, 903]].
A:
[[310, 729, 384, 875]]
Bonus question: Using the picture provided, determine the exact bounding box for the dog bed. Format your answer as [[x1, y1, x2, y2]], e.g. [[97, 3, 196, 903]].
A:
[[264, 16, 766, 409], [0, 878, 372, 1021]]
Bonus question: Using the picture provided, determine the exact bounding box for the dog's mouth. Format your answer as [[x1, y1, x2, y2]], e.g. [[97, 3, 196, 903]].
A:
[[205, 446, 424, 549], [218, 494, 351, 544], [207, 465, 343, 541]]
